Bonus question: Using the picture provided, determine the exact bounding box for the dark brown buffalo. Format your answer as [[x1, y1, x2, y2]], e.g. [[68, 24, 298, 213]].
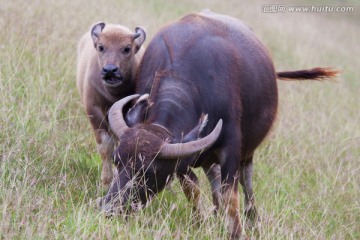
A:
[[99, 10, 337, 238]]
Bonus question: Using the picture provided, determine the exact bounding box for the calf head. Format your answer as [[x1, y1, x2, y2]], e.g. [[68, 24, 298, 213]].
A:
[[98, 95, 222, 215], [91, 22, 146, 88]]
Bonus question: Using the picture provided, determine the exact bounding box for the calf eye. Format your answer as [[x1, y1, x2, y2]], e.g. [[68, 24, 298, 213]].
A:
[[123, 46, 131, 54], [98, 45, 104, 52]]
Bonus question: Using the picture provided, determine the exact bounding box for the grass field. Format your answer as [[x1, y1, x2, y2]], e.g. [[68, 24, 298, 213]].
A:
[[1, 0, 359, 239]]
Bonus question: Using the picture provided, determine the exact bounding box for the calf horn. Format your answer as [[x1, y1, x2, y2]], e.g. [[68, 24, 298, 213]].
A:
[[109, 94, 140, 140], [159, 119, 223, 159]]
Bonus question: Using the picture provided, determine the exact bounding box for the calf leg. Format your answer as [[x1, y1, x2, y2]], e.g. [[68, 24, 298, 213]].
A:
[[87, 106, 116, 188], [96, 131, 116, 187], [239, 155, 258, 222]]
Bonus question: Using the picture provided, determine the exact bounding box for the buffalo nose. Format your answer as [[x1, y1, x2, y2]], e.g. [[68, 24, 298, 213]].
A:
[[102, 64, 118, 74]]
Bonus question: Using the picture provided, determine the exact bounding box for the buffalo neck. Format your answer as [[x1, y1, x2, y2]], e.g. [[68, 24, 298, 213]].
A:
[[146, 74, 201, 142]]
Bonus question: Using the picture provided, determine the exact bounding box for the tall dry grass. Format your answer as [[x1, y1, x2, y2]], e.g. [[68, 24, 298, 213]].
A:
[[1, 0, 359, 239]]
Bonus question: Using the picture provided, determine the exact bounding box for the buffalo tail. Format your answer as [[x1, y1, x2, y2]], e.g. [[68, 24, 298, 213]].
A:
[[277, 67, 339, 81]]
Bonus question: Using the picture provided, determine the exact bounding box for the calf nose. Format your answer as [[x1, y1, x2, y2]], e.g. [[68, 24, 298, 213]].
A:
[[102, 64, 118, 74]]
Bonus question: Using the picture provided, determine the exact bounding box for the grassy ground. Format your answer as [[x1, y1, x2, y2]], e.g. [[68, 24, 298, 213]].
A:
[[1, 0, 359, 239]]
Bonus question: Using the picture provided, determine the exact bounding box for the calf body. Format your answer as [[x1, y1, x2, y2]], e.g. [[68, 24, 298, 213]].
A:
[[101, 10, 337, 239], [76, 22, 146, 186]]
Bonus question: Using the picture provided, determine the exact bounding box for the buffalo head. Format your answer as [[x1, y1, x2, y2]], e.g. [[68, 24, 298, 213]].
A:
[[98, 95, 222, 215]]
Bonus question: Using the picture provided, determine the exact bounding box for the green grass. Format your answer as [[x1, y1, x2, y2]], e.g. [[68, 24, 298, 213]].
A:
[[1, 0, 359, 239]]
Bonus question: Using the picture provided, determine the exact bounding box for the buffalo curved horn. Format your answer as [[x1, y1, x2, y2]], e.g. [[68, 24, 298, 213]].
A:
[[108, 94, 140, 140], [159, 119, 223, 159]]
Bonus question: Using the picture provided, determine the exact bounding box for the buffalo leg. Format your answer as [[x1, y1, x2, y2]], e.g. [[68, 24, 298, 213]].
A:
[[239, 155, 258, 222], [202, 161, 221, 212], [219, 146, 242, 239], [177, 170, 200, 213]]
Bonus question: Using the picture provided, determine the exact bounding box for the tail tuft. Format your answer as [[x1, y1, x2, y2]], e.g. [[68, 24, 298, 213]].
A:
[[277, 67, 339, 81]]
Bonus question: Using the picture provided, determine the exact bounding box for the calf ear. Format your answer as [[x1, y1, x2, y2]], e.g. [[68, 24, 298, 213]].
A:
[[91, 22, 105, 45], [133, 27, 146, 53]]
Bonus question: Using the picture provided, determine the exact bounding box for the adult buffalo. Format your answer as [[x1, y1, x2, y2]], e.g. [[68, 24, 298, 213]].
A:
[[100, 10, 337, 238]]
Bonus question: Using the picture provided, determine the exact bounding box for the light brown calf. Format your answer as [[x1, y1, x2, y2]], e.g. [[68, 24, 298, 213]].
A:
[[76, 22, 146, 187]]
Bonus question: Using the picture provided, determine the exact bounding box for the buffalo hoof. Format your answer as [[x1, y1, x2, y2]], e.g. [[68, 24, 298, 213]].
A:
[[244, 205, 259, 230], [97, 196, 122, 217]]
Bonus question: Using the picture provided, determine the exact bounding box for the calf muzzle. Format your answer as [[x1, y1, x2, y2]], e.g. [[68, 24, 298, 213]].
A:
[[101, 64, 123, 87]]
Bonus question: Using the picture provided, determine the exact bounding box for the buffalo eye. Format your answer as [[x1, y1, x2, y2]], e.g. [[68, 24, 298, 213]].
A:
[[123, 45, 131, 54], [98, 45, 104, 52]]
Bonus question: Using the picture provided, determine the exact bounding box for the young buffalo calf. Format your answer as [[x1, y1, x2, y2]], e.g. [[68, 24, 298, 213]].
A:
[[76, 22, 146, 187]]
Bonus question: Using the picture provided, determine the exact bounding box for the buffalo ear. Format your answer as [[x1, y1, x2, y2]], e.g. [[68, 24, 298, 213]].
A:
[[182, 114, 208, 142], [125, 94, 150, 127], [133, 27, 146, 53], [91, 22, 105, 46]]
